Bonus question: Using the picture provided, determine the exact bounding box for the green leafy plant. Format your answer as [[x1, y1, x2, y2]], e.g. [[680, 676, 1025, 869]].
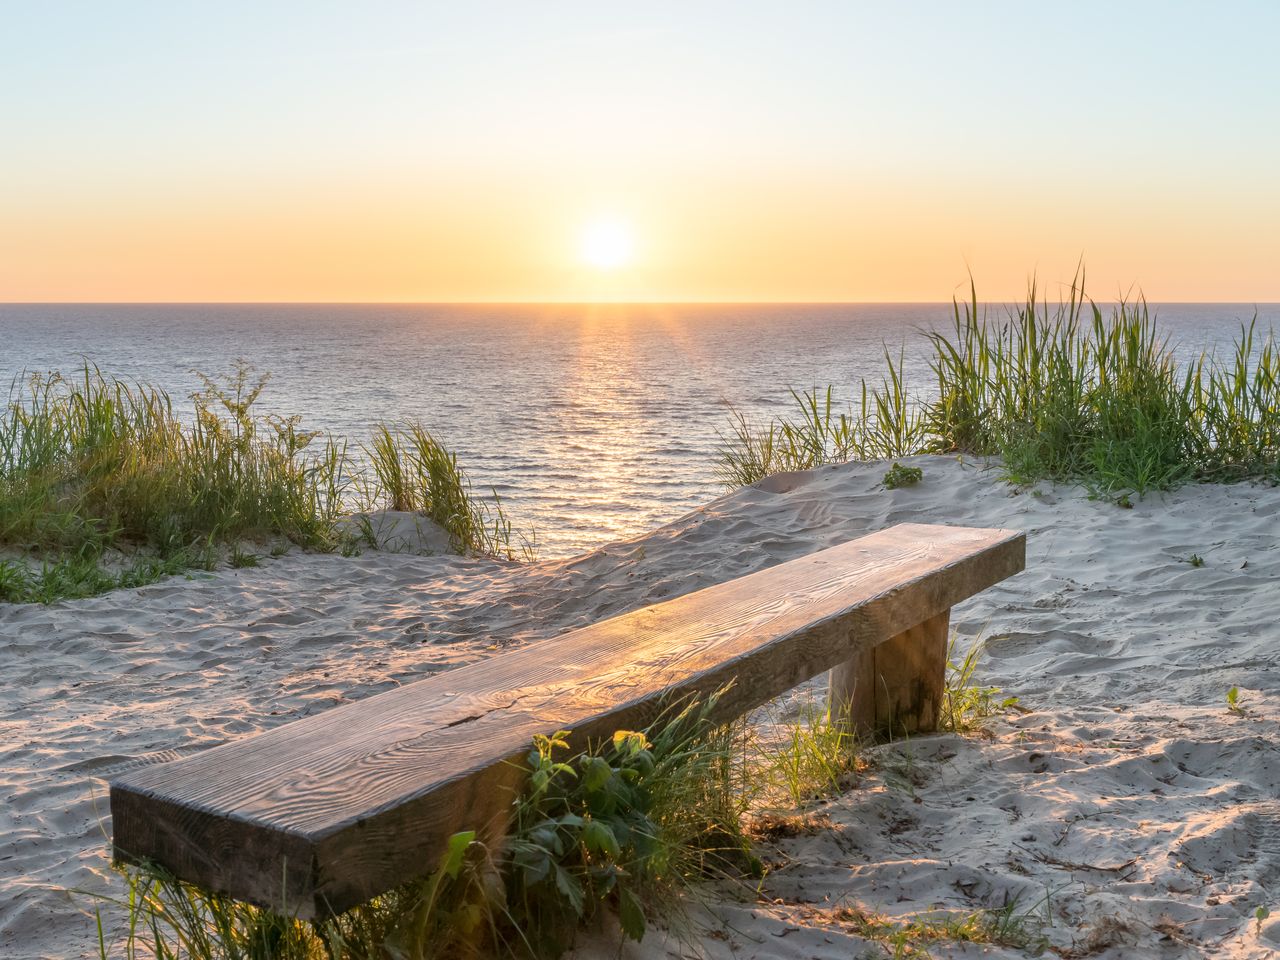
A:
[[882, 462, 923, 489], [506, 691, 756, 955], [1187, 553, 1205, 568]]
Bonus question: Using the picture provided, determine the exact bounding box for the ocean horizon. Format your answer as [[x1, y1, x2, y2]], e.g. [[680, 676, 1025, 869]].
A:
[[3, 301, 1275, 556]]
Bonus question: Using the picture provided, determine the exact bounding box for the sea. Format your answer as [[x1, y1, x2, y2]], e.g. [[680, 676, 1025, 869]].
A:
[[0, 303, 1274, 557]]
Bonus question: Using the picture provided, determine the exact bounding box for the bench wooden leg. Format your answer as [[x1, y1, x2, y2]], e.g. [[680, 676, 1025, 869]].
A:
[[828, 610, 950, 739]]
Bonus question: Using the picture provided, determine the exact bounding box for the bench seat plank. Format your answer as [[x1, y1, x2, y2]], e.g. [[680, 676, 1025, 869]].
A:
[[111, 522, 1024, 916]]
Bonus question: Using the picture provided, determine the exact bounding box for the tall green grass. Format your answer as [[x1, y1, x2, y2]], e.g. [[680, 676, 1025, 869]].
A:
[[0, 362, 525, 602], [719, 275, 1280, 495], [362, 422, 521, 558]]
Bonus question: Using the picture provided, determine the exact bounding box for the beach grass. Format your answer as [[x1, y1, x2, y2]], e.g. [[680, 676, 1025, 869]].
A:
[[362, 422, 522, 557], [941, 632, 1019, 734], [763, 697, 862, 808], [719, 275, 1280, 495], [0, 362, 525, 602]]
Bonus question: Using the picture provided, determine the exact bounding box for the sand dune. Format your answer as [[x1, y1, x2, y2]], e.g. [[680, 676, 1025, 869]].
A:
[[3, 456, 1277, 958]]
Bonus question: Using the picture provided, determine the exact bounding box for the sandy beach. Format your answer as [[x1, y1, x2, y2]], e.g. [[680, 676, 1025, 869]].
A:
[[3, 455, 1278, 959]]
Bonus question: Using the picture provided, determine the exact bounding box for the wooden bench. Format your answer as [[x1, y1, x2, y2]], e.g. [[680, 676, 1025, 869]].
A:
[[110, 522, 1024, 918]]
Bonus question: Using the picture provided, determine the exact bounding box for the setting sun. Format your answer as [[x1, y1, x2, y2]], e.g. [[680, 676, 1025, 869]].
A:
[[579, 219, 634, 270]]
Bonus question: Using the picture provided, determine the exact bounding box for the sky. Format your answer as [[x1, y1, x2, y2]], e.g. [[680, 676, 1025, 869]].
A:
[[2, 1, 1278, 303]]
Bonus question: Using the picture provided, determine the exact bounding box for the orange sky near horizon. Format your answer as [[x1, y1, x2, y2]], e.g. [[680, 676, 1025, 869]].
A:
[[6, 167, 1275, 304], [3, 3, 1279, 304]]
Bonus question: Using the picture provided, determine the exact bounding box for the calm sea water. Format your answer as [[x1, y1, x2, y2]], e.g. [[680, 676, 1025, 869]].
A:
[[0, 303, 1273, 556]]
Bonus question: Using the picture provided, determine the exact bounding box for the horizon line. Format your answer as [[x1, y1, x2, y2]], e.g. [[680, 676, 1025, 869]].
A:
[[3, 299, 1279, 307]]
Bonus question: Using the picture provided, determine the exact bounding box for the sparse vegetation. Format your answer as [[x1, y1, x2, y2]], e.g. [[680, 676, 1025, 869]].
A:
[[717, 373, 927, 487], [941, 633, 1020, 733], [0, 362, 529, 603], [718, 273, 1280, 496], [228, 546, 260, 569], [828, 896, 1049, 956], [0, 551, 194, 604], [765, 697, 862, 807]]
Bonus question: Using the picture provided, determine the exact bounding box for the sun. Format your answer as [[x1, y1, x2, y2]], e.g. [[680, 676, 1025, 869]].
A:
[[579, 218, 634, 270]]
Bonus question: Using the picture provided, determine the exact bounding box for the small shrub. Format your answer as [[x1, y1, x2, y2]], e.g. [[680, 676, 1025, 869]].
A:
[[882, 462, 923, 489], [506, 696, 754, 955]]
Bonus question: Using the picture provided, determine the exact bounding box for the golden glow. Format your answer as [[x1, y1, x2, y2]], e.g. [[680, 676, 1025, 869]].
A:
[[1, 170, 1276, 301], [579, 218, 634, 271]]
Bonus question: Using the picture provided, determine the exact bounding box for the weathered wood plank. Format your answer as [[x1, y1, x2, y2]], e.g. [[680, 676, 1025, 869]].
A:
[[110, 523, 1024, 917], [829, 609, 950, 737]]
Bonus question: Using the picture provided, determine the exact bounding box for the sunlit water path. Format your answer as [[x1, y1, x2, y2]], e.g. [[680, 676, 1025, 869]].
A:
[[1, 303, 1273, 556]]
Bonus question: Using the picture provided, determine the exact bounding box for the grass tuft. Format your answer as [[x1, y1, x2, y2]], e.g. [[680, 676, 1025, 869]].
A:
[[764, 697, 862, 808], [361, 422, 525, 559], [941, 632, 1019, 734]]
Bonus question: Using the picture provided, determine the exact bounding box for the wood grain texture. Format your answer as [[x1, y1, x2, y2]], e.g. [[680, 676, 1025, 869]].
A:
[[110, 522, 1025, 917], [829, 610, 950, 738]]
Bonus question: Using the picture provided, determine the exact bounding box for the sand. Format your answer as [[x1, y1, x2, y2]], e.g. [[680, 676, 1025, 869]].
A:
[[2, 455, 1277, 959]]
